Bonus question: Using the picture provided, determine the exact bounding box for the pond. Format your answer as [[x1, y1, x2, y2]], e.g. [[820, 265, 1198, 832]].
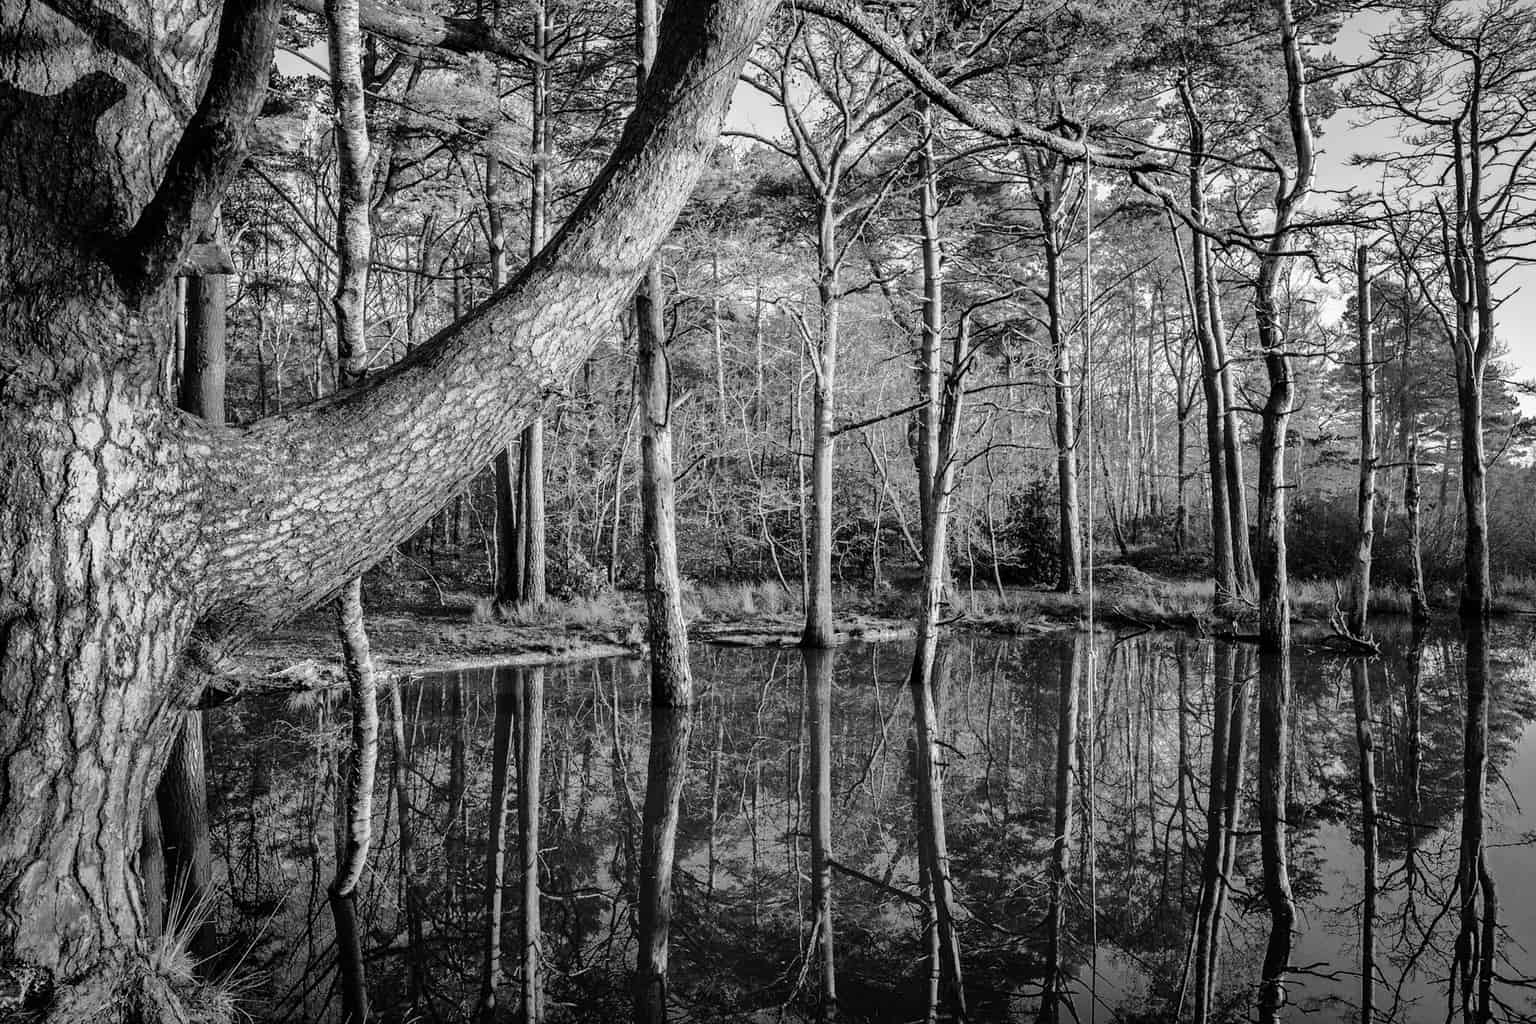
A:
[[204, 621, 1536, 1022]]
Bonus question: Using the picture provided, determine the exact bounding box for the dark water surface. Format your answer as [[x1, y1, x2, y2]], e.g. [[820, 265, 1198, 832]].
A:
[[207, 621, 1536, 1022]]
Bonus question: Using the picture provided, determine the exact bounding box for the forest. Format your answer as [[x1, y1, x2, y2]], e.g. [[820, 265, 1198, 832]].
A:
[[2, 0, 1536, 1022]]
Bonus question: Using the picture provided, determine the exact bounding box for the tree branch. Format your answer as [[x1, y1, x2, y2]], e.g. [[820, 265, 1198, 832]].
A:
[[111, 0, 282, 304], [193, 0, 778, 633], [288, 0, 540, 65]]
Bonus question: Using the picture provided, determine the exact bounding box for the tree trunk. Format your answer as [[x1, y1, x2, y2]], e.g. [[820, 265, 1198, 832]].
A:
[[324, 14, 380, 1022], [1046, 229, 1083, 595], [1349, 246, 1377, 636], [1175, 98, 1238, 610], [1405, 435, 1430, 621], [1254, 0, 1313, 651], [635, 0, 693, 708], [487, 131, 521, 606], [802, 237, 840, 649], [517, 0, 552, 608]]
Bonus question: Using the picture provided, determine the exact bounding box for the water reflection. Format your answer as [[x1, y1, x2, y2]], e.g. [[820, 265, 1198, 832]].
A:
[[205, 621, 1536, 1022]]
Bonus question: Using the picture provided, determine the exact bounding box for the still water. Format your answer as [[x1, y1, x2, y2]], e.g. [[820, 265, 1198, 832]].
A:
[[207, 621, 1536, 1022]]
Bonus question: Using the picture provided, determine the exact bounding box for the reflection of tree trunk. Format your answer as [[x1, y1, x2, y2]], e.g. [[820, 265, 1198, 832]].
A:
[[446, 672, 467, 901], [518, 667, 545, 1023], [479, 669, 516, 1022], [1040, 635, 1081, 1024], [331, 883, 369, 1024], [805, 647, 837, 1018], [910, 644, 966, 1016], [1349, 658, 1378, 1024], [1454, 623, 1496, 1023], [1402, 626, 1424, 891], [1193, 642, 1248, 1024], [1257, 647, 1294, 1024], [635, 706, 692, 1024], [389, 682, 425, 1005]]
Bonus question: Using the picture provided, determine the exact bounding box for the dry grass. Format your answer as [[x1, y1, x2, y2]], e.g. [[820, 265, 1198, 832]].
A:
[[142, 882, 259, 1024], [689, 580, 797, 621]]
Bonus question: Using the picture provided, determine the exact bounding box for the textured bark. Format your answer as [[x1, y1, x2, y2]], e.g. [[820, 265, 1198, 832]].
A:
[[0, 0, 776, 993], [1349, 247, 1377, 637], [635, 0, 693, 709], [634, 706, 692, 1024]]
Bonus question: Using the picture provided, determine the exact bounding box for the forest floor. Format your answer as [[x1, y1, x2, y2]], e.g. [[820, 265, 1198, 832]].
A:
[[235, 562, 1525, 691]]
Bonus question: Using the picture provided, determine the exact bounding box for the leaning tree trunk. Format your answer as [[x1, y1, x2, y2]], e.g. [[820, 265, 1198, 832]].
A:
[[0, 0, 778, 1004]]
